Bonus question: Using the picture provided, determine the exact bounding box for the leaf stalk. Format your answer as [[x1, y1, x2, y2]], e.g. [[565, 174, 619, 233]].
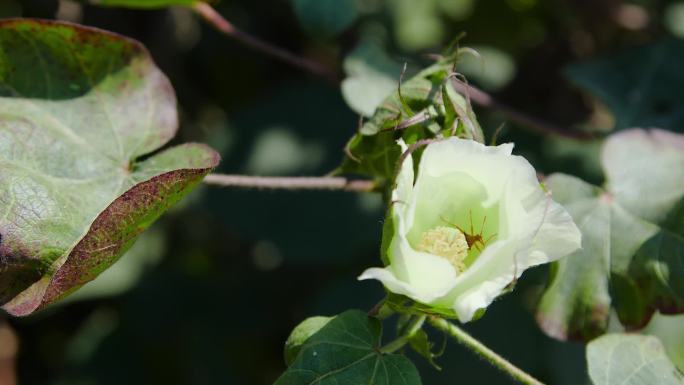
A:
[[192, 2, 339, 82], [428, 317, 546, 385], [379, 315, 426, 354], [203, 174, 377, 192]]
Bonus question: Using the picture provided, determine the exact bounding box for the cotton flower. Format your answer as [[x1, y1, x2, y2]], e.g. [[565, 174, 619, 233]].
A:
[[359, 138, 581, 322]]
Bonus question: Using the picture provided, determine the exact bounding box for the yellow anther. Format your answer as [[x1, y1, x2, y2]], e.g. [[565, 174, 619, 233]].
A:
[[417, 226, 469, 273]]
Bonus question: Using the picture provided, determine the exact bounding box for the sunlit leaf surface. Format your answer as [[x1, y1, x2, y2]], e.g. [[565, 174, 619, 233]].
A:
[[537, 129, 684, 340], [0, 19, 219, 316], [587, 334, 684, 385]]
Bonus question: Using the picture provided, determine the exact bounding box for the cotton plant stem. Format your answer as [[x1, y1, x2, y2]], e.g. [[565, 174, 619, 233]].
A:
[[191, 1, 589, 165], [450, 80, 593, 141], [379, 315, 426, 354], [192, 2, 339, 82], [203, 174, 377, 192], [428, 317, 545, 385], [193, 1, 588, 142]]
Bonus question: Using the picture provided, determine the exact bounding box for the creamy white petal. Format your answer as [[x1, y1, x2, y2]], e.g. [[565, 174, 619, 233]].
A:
[[405, 171, 489, 246], [358, 249, 457, 304], [418, 139, 518, 207], [358, 267, 436, 302], [439, 174, 580, 321], [439, 239, 523, 321], [394, 237, 458, 295], [392, 139, 414, 205], [451, 272, 515, 322], [364, 137, 581, 323], [449, 205, 580, 322]]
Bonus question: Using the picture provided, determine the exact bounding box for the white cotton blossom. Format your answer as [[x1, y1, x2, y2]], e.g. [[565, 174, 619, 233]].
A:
[[359, 137, 582, 322]]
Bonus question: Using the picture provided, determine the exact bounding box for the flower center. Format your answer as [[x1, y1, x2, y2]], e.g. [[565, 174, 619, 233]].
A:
[[417, 226, 469, 273]]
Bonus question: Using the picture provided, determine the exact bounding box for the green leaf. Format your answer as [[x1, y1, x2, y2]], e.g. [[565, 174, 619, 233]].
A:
[[587, 334, 684, 385], [392, 0, 444, 52], [275, 309, 422, 385], [341, 39, 403, 117], [565, 38, 684, 133], [289, 0, 359, 38], [456, 45, 516, 91], [87, 0, 197, 8], [0, 19, 219, 316], [602, 129, 684, 226], [644, 313, 684, 371], [536, 129, 684, 340], [408, 329, 442, 370], [284, 316, 333, 366], [435, 0, 474, 20], [337, 55, 482, 181], [535, 175, 613, 341]]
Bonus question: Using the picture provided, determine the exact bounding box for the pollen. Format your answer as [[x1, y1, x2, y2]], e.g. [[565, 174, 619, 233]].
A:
[[417, 226, 469, 273]]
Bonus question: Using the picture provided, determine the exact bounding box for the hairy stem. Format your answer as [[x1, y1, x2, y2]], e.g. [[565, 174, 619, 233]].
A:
[[203, 174, 377, 192], [428, 317, 545, 385], [191, 2, 588, 143], [450, 80, 593, 141], [379, 315, 426, 354], [192, 2, 339, 82]]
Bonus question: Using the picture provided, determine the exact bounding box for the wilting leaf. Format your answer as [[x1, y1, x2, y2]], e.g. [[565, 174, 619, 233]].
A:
[[537, 129, 684, 340], [0, 19, 219, 316], [275, 310, 422, 385], [566, 38, 684, 132], [587, 334, 684, 385]]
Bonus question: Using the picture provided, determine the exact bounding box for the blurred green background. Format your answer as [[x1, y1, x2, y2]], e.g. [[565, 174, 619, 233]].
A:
[[1, 0, 683, 384]]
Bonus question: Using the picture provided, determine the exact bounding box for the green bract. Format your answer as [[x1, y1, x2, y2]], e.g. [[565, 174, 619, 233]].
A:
[[360, 138, 581, 322]]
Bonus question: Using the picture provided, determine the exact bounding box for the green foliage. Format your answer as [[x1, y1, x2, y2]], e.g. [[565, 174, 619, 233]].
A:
[[276, 310, 422, 385], [341, 39, 403, 117], [289, 0, 359, 38], [456, 46, 516, 91], [0, 20, 218, 316], [587, 334, 684, 385], [566, 38, 684, 133], [4, 0, 684, 382], [391, 0, 445, 52], [645, 313, 684, 371], [338, 53, 483, 181], [86, 0, 198, 8], [536, 129, 684, 341], [284, 315, 333, 366], [385, 293, 459, 320], [409, 329, 442, 369]]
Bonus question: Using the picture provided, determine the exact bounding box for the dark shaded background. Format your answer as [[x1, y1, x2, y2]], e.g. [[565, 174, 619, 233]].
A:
[[1, 0, 683, 384]]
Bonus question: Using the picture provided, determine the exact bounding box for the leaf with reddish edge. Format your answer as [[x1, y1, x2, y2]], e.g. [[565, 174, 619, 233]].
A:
[[536, 129, 684, 341], [0, 19, 219, 316]]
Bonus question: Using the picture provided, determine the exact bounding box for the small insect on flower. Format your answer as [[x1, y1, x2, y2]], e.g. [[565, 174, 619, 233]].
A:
[[359, 137, 582, 322], [440, 210, 496, 252]]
